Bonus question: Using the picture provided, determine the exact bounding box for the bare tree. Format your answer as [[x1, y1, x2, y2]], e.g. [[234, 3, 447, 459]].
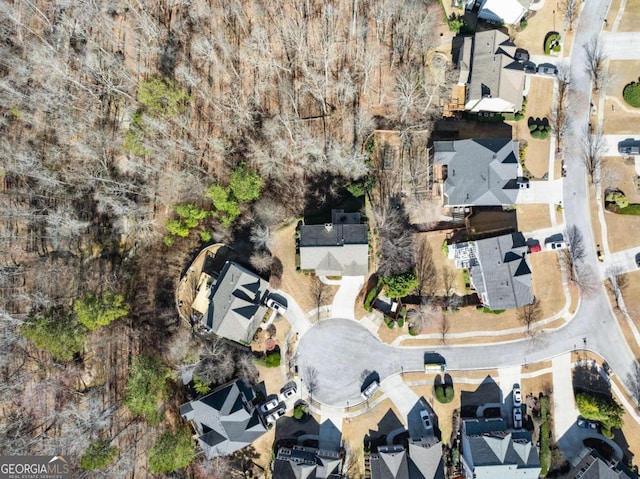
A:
[[441, 266, 458, 311], [250, 250, 273, 273], [309, 277, 329, 322], [563, 225, 586, 281], [572, 263, 601, 298], [605, 266, 629, 309], [439, 314, 450, 344], [303, 366, 319, 400], [250, 224, 273, 251], [625, 360, 640, 407], [583, 35, 610, 93], [517, 298, 542, 336], [551, 63, 572, 152], [561, 0, 579, 31], [193, 337, 235, 386], [415, 237, 438, 298], [579, 127, 606, 184], [409, 301, 440, 334], [372, 202, 415, 277]]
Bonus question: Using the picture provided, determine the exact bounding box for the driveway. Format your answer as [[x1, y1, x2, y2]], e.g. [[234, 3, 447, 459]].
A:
[[602, 246, 640, 275], [601, 32, 640, 60], [331, 276, 364, 319], [516, 179, 563, 204], [279, 291, 312, 336], [552, 354, 580, 443]]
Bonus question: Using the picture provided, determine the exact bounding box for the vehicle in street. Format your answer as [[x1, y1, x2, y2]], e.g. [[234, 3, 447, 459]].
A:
[[577, 417, 599, 430], [512, 384, 522, 407], [424, 351, 447, 372], [513, 407, 523, 429], [515, 48, 530, 62], [361, 380, 379, 400], [618, 139, 640, 155], [537, 64, 558, 76], [280, 382, 297, 400], [420, 410, 433, 430], [266, 297, 287, 315], [636, 253, 640, 268], [602, 361, 613, 377], [260, 398, 279, 414], [265, 405, 286, 424], [596, 245, 603, 262]]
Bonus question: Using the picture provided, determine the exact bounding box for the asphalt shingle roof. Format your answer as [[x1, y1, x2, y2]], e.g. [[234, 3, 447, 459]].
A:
[[433, 138, 519, 206]]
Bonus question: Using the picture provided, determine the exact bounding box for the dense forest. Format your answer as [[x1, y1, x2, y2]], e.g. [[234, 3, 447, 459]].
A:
[[0, 0, 446, 476]]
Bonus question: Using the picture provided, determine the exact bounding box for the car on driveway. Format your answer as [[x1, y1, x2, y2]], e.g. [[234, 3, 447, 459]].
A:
[[513, 407, 523, 429], [361, 380, 379, 400], [618, 139, 640, 155], [636, 252, 640, 268], [545, 240, 566, 250], [260, 398, 279, 414], [523, 61, 536, 74], [537, 64, 558, 76], [280, 382, 297, 400], [512, 384, 522, 407], [577, 417, 599, 430], [420, 410, 433, 430], [265, 405, 286, 424], [515, 48, 530, 62], [266, 297, 287, 315]]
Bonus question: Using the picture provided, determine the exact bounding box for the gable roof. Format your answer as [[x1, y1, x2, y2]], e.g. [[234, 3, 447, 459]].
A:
[[433, 139, 520, 206], [180, 379, 266, 458], [273, 445, 344, 479], [465, 30, 524, 112], [569, 449, 638, 479], [204, 261, 269, 343], [462, 419, 540, 478], [299, 210, 369, 276], [408, 439, 446, 479], [370, 445, 410, 479], [477, 0, 527, 24], [470, 233, 533, 310]]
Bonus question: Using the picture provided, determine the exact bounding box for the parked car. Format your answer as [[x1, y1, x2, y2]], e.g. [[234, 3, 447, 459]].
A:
[[602, 361, 613, 376], [513, 407, 523, 429], [577, 417, 599, 430], [523, 62, 537, 74], [618, 139, 640, 155], [260, 398, 279, 414], [361, 381, 379, 400], [515, 48, 530, 62], [280, 382, 297, 400], [636, 252, 640, 268], [537, 64, 558, 76], [420, 410, 433, 430], [265, 406, 286, 424], [545, 241, 566, 250], [512, 384, 522, 407], [266, 297, 287, 315]]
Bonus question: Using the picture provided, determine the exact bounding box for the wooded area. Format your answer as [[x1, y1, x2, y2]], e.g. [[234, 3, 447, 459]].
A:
[[0, 0, 444, 476]]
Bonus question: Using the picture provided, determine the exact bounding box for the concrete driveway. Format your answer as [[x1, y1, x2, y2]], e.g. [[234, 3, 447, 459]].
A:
[[602, 32, 640, 60], [516, 179, 563, 204], [602, 246, 640, 275], [331, 276, 364, 320], [552, 354, 580, 443]]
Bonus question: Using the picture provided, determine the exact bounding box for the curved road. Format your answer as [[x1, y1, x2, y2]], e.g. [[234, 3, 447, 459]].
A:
[[296, 0, 639, 408]]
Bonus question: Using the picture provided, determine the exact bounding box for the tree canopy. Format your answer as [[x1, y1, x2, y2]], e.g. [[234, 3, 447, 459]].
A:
[[73, 291, 129, 331], [382, 271, 419, 298], [576, 392, 624, 433], [124, 355, 171, 424], [80, 440, 119, 471], [20, 309, 87, 361], [137, 76, 189, 117], [148, 428, 195, 473]]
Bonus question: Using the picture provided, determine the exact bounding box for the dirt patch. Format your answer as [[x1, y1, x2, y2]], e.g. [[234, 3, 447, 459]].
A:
[[602, 157, 640, 252], [252, 317, 291, 396], [620, 270, 640, 340], [530, 252, 566, 318], [512, 4, 563, 55], [603, 60, 640, 134], [517, 204, 552, 232], [617, 0, 640, 32], [270, 222, 338, 313], [420, 231, 467, 295]]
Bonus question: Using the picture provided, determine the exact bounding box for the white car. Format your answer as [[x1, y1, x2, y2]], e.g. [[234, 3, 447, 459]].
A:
[[265, 406, 286, 424], [513, 407, 523, 429], [512, 385, 522, 407], [260, 398, 279, 414], [545, 241, 566, 250], [266, 297, 287, 314], [361, 381, 379, 400], [280, 383, 297, 400], [420, 410, 433, 430]]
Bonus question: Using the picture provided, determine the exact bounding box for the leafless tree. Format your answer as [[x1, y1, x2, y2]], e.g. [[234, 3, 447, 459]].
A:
[[372, 202, 415, 277], [303, 366, 319, 399], [439, 314, 450, 344], [415, 237, 438, 298], [583, 35, 610, 93], [309, 277, 329, 322], [605, 266, 628, 309], [250, 224, 273, 251], [517, 298, 542, 336], [235, 351, 259, 385], [625, 360, 640, 407], [194, 337, 235, 386], [551, 63, 572, 152], [250, 250, 273, 274], [441, 266, 458, 311], [563, 225, 586, 281], [561, 0, 579, 31], [579, 127, 606, 184], [572, 263, 601, 298]]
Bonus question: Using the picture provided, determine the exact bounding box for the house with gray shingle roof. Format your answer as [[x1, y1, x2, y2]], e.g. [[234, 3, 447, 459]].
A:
[[369, 439, 445, 479], [272, 445, 344, 479], [462, 0, 531, 25], [433, 139, 521, 207], [299, 209, 369, 277], [180, 379, 266, 459], [460, 30, 525, 113], [567, 449, 637, 479], [461, 419, 541, 479], [470, 232, 533, 310], [202, 261, 269, 344]]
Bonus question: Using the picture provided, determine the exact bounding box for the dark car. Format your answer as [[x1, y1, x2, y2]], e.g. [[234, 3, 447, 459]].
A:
[[523, 61, 536, 74], [537, 64, 558, 76], [636, 252, 640, 268], [515, 48, 530, 62], [618, 139, 640, 155], [577, 417, 599, 430]]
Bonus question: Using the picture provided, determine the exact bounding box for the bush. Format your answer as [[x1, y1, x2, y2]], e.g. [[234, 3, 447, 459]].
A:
[[606, 191, 629, 209], [529, 123, 538, 132], [623, 81, 640, 108], [364, 277, 383, 312], [520, 19, 528, 30], [382, 271, 418, 298], [20, 309, 87, 361], [442, 240, 449, 257], [148, 428, 195, 473], [544, 32, 561, 55], [124, 355, 171, 424], [137, 76, 189, 117], [80, 441, 119, 471], [384, 317, 395, 329], [257, 352, 281, 368], [408, 327, 418, 336], [435, 384, 454, 403], [193, 375, 211, 395], [619, 204, 640, 215], [539, 396, 551, 475], [294, 404, 308, 420], [229, 163, 264, 202], [576, 392, 624, 431]]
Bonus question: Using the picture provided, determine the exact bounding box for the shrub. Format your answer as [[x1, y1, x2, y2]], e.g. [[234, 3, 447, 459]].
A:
[[364, 277, 383, 311], [382, 271, 418, 298], [442, 240, 449, 256], [539, 395, 551, 475], [529, 123, 539, 132], [384, 317, 395, 329], [229, 163, 264, 202], [193, 376, 211, 395], [520, 19, 528, 30], [20, 309, 87, 361], [294, 404, 308, 420], [80, 440, 119, 471], [544, 32, 561, 55], [408, 328, 418, 336], [199, 230, 212, 242], [257, 352, 281, 368], [606, 191, 629, 209], [138, 76, 189, 117], [576, 392, 624, 431], [623, 81, 640, 108], [148, 428, 195, 473], [435, 384, 454, 403], [124, 355, 171, 424]]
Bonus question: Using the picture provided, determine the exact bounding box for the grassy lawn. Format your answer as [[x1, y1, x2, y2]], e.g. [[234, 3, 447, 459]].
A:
[[603, 60, 640, 134], [618, 0, 640, 32], [511, 2, 562, 55], [516, 204, 552, 232], [602, 158, 640, 252]]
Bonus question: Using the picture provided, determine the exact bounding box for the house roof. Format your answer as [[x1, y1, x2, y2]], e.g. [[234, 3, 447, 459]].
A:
[[463, 420, 540, 478], [273, 445, 343, 479], [204, 261, 269, 343], [299, 210, 369, 276], [570, 449, 638, 479], [477, 0, 527, 24], [370, 445, 410, 479], [408, 439, 446, 479], [433, 139, 520, 206], [466, 30, 524, 112], [470, 233, 533, 310], [180, 379, 266, 458]]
